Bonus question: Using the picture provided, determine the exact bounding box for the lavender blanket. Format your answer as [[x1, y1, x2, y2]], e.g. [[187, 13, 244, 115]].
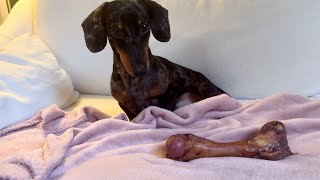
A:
[[1, 93, 320, 180]]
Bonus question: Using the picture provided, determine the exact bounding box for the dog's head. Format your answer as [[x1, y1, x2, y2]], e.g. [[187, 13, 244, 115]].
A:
[[82, 0, 170, 76]]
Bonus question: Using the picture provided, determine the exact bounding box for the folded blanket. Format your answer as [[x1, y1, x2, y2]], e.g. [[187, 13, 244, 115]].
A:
[[1, 93, 320, 180]]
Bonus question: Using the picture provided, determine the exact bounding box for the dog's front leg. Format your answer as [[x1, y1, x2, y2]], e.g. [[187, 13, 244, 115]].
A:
[[119, 103, 136, 120]]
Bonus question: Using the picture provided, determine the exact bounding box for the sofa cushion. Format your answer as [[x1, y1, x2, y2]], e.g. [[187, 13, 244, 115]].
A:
[[34, 0, 320, 98], [0, 33, 79, 129], [34, 0, 113, 95]]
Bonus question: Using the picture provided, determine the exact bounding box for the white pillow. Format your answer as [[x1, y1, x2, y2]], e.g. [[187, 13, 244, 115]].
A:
[[0, 33, 79, 129], [0, 0, 33, 48]]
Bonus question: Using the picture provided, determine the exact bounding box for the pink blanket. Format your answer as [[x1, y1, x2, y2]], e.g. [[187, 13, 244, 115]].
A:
[[1, 93, 320, 180]]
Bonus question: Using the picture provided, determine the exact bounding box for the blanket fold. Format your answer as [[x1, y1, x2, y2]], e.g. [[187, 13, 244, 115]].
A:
[[1, 93, 320, 180]]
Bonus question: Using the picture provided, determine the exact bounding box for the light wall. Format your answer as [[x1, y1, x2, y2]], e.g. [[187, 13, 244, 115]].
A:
[[8, 0, 19, 9], [0, 0, 9, 24], [0, 0, 19, 24]]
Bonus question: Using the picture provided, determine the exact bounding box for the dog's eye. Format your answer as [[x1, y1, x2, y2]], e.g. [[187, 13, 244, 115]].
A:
[[111, 28, 121, 37], [141, 24, 150, 33]]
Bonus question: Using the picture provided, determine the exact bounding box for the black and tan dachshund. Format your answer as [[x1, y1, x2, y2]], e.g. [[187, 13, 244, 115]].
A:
[[82, 0, 226, 120]]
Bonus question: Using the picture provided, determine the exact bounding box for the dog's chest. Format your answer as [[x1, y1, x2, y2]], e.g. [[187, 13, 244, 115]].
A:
[[111, 71, 170, 108]]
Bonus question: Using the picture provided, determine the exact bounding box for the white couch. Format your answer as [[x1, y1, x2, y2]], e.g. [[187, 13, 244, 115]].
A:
[[2, 0, 320, 179], [1, 0, 320, 122]]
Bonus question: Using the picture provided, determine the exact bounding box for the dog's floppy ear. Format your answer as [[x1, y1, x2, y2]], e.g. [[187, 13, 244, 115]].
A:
[[81, 2, 108, 53], [143, 0, 171, 42]]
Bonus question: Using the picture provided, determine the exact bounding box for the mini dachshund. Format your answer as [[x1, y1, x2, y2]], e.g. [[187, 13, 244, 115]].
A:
[[82, 0, 226, 120]]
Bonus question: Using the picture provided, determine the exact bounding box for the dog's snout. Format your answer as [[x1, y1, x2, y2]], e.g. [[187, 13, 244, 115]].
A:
[[131, 63, 148, 76]]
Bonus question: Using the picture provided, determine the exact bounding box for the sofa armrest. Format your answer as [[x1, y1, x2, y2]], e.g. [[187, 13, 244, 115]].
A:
[[0, 0, 34, 48]]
